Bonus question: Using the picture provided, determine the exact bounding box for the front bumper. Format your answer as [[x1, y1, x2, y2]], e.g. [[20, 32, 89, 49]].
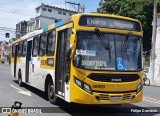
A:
[[71, 83, 143, 104]]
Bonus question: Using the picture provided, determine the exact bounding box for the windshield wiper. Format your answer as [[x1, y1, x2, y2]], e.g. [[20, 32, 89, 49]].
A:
[[94, 28, 111, 50], [94, 28, 111, 60], [121, 32, 133, 62], [121, 32, 132, 53]]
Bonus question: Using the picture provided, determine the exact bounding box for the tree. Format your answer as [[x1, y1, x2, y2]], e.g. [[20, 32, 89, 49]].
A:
[[97, 0, 160, 51]]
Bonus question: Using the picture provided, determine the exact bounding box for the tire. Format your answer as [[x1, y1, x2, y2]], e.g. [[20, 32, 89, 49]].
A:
[[114, 104, 122, 106], [18, 70, 24, 87], [47, 81, 60, 105], [144, 78, 150, 86]]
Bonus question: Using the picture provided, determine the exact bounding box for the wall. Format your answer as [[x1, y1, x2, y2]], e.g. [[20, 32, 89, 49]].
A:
[[154, 26, 160, 83], [40, 7, 72, 19], [157, 17, 160, 27], [35, 6, 75, 29], [38, 17, 55, 29]]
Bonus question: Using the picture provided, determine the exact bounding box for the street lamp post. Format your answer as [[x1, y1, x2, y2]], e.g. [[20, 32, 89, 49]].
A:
[[150, 0, 157, 85]]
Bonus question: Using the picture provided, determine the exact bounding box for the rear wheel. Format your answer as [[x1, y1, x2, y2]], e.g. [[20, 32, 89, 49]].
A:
[[18, 70, 23, 87], [47, 81, 60, 104]]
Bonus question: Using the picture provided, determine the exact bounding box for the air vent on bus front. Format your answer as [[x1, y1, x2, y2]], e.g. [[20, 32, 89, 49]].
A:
[[87, 74, 140, 82]]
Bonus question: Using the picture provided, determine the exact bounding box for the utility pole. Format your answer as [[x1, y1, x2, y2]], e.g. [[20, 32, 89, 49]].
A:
[[150, 0, 157, 85], [65, 0, 81, 13], [81, 4, 85, 13]]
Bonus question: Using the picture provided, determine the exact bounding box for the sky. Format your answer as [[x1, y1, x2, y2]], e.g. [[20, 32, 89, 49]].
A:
[[0, 0, 100, 41]]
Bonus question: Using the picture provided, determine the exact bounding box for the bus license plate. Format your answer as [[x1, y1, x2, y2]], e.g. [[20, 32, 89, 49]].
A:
[[110, 96, 122, 101]]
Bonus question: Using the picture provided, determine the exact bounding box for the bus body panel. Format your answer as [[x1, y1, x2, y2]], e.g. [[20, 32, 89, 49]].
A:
[[23, 56, 55, 91], [11, 63, 14, 77], [30, 56, 41, 89], [70, 61, 143, 104], [71, 82, 143, 104], [20, 57, 26, 83]]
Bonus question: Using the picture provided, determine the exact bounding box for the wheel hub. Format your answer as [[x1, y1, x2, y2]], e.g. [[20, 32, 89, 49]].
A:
[[49, 85, 54, 99]]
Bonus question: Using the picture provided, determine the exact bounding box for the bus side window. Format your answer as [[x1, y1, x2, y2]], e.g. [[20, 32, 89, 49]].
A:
[[32, 36, 39, 57], [22, 40, 27, 57], [18, 42, 22, 57], [39, 34, 46, 56], [46, 30, 56, 56], [12, 45, 15, 57]]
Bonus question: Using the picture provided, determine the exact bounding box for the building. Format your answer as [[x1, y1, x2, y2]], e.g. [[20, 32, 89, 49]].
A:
[[16, 3, 77, 39], [16, 21, 27, 39], [0, 41, 11, 61], [26, 3, 77, 33], [34, 3, 77, 30], [27, 18, 35, 33]]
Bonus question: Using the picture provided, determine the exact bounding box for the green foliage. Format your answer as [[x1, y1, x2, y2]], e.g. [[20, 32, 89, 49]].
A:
[[97, 0, 160, 51], [0, 59, 5, 64], [144, 56, 150, 67]]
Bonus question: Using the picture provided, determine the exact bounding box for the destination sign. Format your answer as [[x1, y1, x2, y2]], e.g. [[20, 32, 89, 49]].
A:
[[79, 16, 141, 31]]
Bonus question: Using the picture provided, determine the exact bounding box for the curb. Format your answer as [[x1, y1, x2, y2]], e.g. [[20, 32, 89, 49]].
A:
[[145, 85, 160, 87]]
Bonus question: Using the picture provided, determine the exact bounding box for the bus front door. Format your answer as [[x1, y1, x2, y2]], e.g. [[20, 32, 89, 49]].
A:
[[14, 45, 18, 77], [56, 29, 71, 97], [25, 40, 32, 83]]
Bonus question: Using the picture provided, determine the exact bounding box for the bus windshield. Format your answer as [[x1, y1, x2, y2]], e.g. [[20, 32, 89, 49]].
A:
[[74, 31, 142, 71]]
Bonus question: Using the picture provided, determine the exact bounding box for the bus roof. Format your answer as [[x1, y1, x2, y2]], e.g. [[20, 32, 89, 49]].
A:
[[87, 13, 139, 22]]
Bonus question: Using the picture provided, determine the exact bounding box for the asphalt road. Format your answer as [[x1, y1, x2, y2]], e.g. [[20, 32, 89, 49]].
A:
[[0, 64, 160, 116]]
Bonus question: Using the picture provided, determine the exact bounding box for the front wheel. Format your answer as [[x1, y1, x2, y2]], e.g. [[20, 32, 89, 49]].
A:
[[47, 81, 60, 105]]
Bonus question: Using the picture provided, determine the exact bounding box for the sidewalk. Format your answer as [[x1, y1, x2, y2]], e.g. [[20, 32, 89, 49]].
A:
[[151, 78, 160, 87], [152, 82, 160, 87]]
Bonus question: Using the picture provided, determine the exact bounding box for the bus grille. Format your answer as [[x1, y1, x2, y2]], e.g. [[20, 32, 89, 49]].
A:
[[88, 74, 140, 82], [99, 94, 110, 100], [122, 94, 131, 100], [99, 93, 131, 101]]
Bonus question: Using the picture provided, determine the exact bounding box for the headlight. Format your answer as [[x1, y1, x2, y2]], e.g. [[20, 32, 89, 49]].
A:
[[74, 77, 92, 94], [83, 83, 92, 93], [136, 82, 143, 93], [75, 78, 82, 87]]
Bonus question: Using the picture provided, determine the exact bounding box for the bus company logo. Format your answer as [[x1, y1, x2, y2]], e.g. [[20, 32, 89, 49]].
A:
[[2, 108, 11, 113], [111, 79, 122, 82]]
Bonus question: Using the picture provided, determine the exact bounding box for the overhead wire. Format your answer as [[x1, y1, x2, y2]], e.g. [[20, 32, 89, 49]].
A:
[[0, 7, 33, 13], [0, 9, 35, 16]]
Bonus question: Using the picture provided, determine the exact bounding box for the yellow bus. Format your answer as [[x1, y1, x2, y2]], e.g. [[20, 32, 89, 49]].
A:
[[11, 13, 143, 105]]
